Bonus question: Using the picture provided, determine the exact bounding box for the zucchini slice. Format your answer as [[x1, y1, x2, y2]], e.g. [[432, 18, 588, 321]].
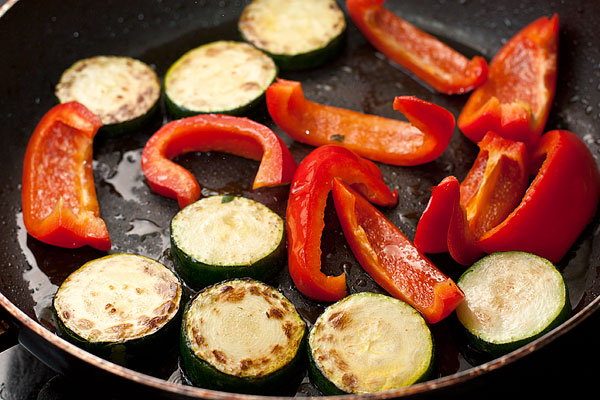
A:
[[53, 253, 182, 365], [456, 251, 571, 357], [180, 279, 307, 394], [308, 292, 434, 394], [164, 41, 277, 117], [55, 56, 161, 134], [170, 195, 285, 290], [239, 0, 346, 70]]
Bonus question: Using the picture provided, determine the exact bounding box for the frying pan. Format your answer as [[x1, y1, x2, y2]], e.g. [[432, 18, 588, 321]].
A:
[[0, 0, 599, 398]]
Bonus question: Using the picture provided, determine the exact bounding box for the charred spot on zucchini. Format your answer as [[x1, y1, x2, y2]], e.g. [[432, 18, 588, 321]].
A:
[[308, 293, 434, 394], [55, 56, 161, 134], [171, 195, 285, 290], [238, 0, 346, 70], [53, 253, 182, 365], [180, 279, 307, 395], [456, 251, 571, 357], [164, 41, 277, 117]]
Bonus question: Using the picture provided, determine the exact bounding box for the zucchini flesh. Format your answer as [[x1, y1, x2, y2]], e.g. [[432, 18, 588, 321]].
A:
[[456, 251, 571, 357], [239, 0, 346, 70], [170, 195, 285, 289], [55, 56, 160, 134], [53, 253, 182, 364], [180, 279, 307, 394], [164, 41, 277, 117], [308, 292, 434, 394]]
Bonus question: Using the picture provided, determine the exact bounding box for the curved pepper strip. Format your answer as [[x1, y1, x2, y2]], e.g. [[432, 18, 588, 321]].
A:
[[458, 15, 558, 148], [141, 114, 297, 208], [478, 130, 600, 263], [266, 79, 455, 166], [415, 131, 529, 265], [332, 178, 464, 323], [22, 102, 110, 251], [346, 0, 487, 94], [286, 145, 398, 302]]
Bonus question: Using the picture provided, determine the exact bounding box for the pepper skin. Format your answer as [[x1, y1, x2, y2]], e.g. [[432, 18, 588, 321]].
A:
[[458, 15, 558, 148], [286, 145, 398, 302], [415, 132, 529, 265], [266, 78, 455, 166], [332, 179, 464, 323], [478, 130, 600, 263], [141, 114, 297, 208], [22, 102, 110, 251], [346, 0, 487, 95]]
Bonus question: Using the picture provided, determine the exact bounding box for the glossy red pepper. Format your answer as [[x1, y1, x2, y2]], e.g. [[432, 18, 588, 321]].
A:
[[141, 114, 297, 208], [21, 102, 110, 251], [266, 79, 455, 166], [346, 0, 487, 95], [458, 15, 558, 148], [478, 130, 600, 263], [332, 179, 464, 323], [286, 145, 398, 302]]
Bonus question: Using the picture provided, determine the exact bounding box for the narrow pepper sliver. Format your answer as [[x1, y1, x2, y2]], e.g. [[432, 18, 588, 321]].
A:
[[141, 114, 297, 208], [346, 0, 487, 94], [21, 102, 110, 251], [286, 145, 398, 302], [266, 79, 455, 166], [332, 178, 464, 323]]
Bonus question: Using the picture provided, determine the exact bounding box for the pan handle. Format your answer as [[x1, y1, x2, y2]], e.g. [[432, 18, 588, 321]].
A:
[[0, 306, 19, 353]]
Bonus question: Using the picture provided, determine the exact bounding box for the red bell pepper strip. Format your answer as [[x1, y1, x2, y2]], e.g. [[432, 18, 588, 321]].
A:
[[21, 102, 110, 251], [286, 145, 398, 302], [332, 178, 464, 323], [266, 78, 455, 166], [141, 114, 297, 208], [415, 131, 528, 265], [478, 130, 600, 263], [346, 0, 487, 95], [458, 15, 558, 148]]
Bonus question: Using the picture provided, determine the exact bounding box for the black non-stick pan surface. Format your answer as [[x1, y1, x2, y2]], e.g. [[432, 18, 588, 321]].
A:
[[1, 0, 599, 398]]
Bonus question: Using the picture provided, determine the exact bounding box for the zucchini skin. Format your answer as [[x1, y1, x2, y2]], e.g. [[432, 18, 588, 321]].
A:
[[458, 251, 572, 357], [170, 219, 286, 290], [179, 282, 307, 395], [240, 29, 346, 71], [98, 99, 160, 136], [52, 298, 182, 367]]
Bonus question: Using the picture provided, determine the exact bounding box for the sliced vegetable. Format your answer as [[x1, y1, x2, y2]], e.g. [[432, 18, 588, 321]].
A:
[[55, 56, 160, 134], [458, 15, 558, 147], [171, 196, 285, 289], [180, 279, 307, 395], [238, 0, 346, 70], [141, 113, 296, 208], [456, 251, 570, 357], [331, 179, 463, 323], [478, 130, 600, 263], [266, 79, 455, 166], [346, 0, 487, 94], [53, 254, 182, 365], [21, 102, 110, 251], [308, 292, 434, 394], [164, 41, 277, 117], [286, 145, 398, 302]]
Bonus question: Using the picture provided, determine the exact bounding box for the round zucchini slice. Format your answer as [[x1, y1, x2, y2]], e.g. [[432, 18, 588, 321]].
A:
[[53, 253, 182, 365], [456, 251, 571, 357], [55, 55, 161, 134], [170, 195, 285, 290], [238, 0, 346, 70], [164, 41, 277, 118], [308, 292, 434, 394], [180, 279, 307, 395]]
